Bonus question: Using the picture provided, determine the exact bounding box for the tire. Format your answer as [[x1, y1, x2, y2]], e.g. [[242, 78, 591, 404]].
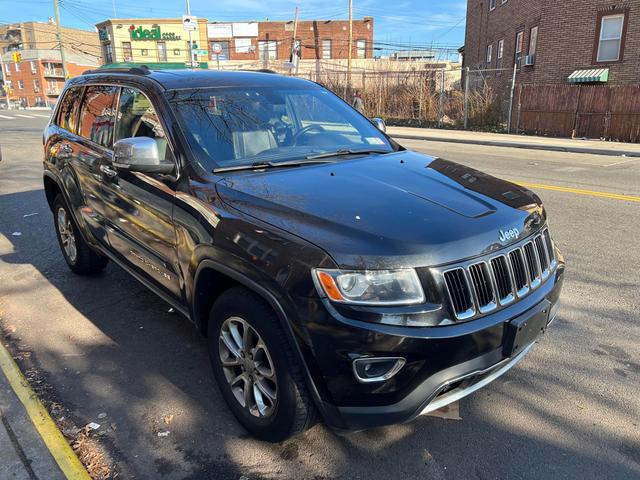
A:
[[208, 286, 317, 442], [52, 194, 108, 275]]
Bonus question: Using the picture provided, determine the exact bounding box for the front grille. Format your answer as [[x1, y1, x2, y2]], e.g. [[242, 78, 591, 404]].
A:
[[441, 228, 557, 321]]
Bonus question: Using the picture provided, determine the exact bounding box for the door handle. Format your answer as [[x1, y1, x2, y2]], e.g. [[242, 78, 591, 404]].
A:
[[99, 164, 118, 177]]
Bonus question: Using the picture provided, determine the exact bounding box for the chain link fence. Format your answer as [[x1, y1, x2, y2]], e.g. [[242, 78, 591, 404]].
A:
[[296, 65, 516, 131]]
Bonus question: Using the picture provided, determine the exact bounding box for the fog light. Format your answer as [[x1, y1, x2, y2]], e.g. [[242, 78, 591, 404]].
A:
[[352, 357, 406, 383]]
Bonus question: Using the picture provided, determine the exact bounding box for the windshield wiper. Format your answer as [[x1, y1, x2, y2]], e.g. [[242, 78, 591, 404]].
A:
[[305, 148, 391, 160], [213, 159, 335, 173]]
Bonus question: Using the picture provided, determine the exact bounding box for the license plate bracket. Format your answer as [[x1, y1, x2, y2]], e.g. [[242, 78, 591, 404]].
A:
[[503, 300, 551, 357]]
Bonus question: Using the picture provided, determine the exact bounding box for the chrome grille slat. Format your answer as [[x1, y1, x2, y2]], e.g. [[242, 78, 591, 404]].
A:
[[441, 227, 558, 321], [468, 262, 497, 313], [443, 268, 475, 320], [490, 256, 515, 305]]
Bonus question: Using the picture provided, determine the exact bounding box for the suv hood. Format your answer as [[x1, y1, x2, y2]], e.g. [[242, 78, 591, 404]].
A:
[[216, 151, 546, 269]]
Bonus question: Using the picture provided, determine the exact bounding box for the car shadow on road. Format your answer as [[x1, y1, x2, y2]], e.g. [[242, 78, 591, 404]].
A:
[[1, 188, 638, 480]]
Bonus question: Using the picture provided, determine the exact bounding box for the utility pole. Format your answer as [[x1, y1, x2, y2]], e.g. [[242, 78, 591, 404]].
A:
[[463, 66, 470, 129], [438, 67, 445, 127], [52, 0, 69, 79], [0, 50, 10, 109], [507, 62, 518, 133], [186, 0, 194, 68], [289, 6, 299, 76], [347, 0, 353, 94]]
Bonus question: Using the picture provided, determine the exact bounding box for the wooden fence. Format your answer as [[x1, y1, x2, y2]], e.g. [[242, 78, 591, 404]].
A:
[[514, 84, 640, 143]]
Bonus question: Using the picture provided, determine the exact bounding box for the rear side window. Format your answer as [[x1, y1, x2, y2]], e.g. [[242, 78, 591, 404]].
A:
[[77, 85, 118, 148], [55, 87, 83, 133]]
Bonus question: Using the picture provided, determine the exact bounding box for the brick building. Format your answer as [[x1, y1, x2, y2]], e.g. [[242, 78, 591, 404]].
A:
[[462, 0, 640, 85], [0, 21, 102, 60], [207, 18, 374, 63], [0, 49, 98, 108]]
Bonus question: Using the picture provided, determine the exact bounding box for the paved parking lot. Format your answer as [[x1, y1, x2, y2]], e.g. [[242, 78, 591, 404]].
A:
[[0, 116, 639, 479]]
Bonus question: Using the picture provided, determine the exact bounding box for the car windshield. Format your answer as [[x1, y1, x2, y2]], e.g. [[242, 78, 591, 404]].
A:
[[165, 85, 394, 170]]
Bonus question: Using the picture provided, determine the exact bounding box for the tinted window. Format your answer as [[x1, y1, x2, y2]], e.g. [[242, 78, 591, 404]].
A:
[[78, 85, 117, 148], [115, 88, 171, 162], [56, 87, 83, 133]]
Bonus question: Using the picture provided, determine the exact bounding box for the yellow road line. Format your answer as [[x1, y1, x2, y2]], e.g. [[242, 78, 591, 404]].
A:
[[512, 181, 640, 203], [0, 342, 91, 480]]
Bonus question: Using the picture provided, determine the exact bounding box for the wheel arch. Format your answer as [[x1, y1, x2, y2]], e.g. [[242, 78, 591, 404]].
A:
[[43, 172, 62, 210], [192, 259, 330, 420]]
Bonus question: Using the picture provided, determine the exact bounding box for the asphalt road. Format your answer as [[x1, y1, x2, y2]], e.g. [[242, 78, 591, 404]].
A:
[[0, 116, 638, 479]]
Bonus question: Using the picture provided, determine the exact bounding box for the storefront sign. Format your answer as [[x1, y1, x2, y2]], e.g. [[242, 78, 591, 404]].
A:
[[129, 25, 182, 41]]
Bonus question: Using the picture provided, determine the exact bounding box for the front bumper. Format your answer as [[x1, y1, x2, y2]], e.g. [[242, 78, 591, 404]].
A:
[[294, 262, 565, 431]]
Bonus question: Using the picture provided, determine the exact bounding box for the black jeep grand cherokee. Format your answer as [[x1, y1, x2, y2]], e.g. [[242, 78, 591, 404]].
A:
[[43, 68, 564, 442]]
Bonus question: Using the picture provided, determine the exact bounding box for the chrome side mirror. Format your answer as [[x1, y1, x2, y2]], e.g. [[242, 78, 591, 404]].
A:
[[371, 117, 387, 133], [113, 137, 174, 174]]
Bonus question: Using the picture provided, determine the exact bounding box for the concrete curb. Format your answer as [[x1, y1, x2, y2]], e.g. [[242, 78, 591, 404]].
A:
[[0, 342, 91, 480], [390, 133, 640, 158]]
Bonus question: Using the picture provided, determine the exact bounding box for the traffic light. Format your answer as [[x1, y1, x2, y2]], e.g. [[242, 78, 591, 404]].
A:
[[12, 51, 22, 63]]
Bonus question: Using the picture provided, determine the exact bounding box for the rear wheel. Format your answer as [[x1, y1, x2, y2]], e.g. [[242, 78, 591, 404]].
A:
[[208, 287, 316, 442], [52, 194, 108, 275]]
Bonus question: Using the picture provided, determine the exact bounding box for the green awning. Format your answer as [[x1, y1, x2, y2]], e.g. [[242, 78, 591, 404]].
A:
[[567, 68, 609, 84]]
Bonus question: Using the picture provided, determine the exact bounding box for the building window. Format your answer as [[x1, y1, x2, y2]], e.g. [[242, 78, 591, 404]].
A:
[[33, 79, 40, 92], [18, 79, 24, 90], [4, 64, 10, 76], [322, 39, 332, 59], [486, 44, 493, 63], [497, 39, 504, 59], [103, 44, 113, 64], [258, 40, 277, 60], [30, 61, 36, 73], [15, 62, 20, 72], [596, 13, 626, 62], [515, 31, 524, 56], [122, 42, 133, 62], [528, 26, 538, 56], [356, 39, 366, 59], [157, 42, 167, 62], [489, 0, 496, 11]]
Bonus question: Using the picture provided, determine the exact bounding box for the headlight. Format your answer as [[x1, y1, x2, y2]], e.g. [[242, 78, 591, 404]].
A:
[[313, 268, 425, 306]]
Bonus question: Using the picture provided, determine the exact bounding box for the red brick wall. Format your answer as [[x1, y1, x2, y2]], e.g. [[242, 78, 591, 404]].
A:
[[208, 18, 374, 62], [462, 0, 640, 85]]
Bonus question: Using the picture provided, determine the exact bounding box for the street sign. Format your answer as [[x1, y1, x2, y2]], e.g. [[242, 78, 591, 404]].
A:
[[212, 43, 223, 55], [182, 15, 198, 32], [194, 49, 208, 56]]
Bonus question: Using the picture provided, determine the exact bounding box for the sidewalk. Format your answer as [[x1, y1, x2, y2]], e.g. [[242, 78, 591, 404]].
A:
[[0, 343, 89, 480], [387, 126, 640, 158]]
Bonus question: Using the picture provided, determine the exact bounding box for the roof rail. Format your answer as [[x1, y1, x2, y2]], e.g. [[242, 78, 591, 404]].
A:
[[82, 66, 151, 76]]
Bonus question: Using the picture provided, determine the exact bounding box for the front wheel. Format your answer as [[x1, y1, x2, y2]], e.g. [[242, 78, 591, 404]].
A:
[[208, 287, 316, 442]]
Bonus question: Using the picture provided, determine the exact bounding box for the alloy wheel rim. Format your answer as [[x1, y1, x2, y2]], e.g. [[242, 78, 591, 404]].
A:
[[219, 316, 278, 418], [57, 207, 77, 263]]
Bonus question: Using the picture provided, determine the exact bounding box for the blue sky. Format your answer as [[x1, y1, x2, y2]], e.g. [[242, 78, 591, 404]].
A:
[[0, 0, 467, 54]]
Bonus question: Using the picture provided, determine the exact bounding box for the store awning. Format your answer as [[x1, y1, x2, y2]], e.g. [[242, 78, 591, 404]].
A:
[[567, 68, 609, 84]]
